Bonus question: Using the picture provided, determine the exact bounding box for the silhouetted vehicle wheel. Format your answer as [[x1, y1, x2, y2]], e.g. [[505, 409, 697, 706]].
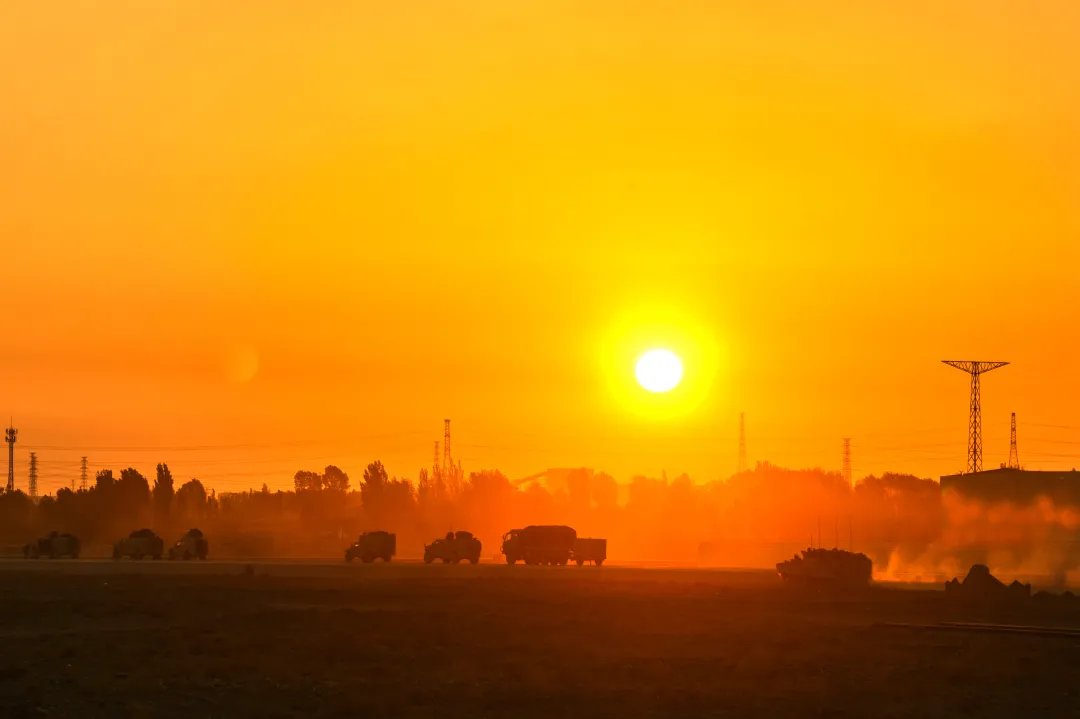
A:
[[452, 558, 460, 564], [595, 559, 604, 567], [424, 556, 433, 564], [345, 554, 353, 562], [505, 557, 515, 565], [362, 555, 373, 564]]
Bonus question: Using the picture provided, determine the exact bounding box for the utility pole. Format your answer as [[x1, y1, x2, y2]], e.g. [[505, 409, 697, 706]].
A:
[[79, 456, 88, 491], [1007, 412, 1020, 470], [841, 438, 852, 488], [737, 412, 747, 474], [942, 360, 1009, 474], [4, 424, 16, 493], [28, 452, 37, 499]]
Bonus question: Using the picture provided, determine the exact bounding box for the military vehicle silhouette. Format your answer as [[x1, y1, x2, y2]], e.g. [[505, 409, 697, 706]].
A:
[[424, 530, 482, 564], [113, 528, 165, 560], [345, 530, 396, 563], [23, 531, 80, 559], [776, 547, 872, 586], [168, 528, 209, 560], [502, 525, 577, 565]]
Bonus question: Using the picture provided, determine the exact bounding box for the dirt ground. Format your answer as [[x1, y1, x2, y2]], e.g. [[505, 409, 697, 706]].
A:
[[0, 561, 1077, 718]]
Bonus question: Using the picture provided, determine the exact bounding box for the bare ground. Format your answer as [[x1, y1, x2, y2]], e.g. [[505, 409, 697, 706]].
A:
[[0, 561, 1077, 718]]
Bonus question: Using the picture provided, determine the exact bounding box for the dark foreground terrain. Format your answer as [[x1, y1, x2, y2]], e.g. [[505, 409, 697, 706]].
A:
[[0, 561, 1077, 718]]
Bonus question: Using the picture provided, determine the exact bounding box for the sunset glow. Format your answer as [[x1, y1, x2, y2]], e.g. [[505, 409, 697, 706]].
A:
[[635, 350, 683, 394], [1, 1, 1078, 490]]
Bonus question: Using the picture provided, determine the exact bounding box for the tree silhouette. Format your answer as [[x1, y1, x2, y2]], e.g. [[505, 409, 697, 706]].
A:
[[153, 463, 174, 523], [294, 470, 322, 492], [175, 479, 208, 519]]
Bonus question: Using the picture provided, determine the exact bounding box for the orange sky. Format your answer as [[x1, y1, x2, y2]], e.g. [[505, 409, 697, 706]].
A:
[[2, 1, 1079, 493]]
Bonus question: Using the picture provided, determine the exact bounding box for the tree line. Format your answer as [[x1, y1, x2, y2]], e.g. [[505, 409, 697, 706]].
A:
[[0, 460, 1074, 579]]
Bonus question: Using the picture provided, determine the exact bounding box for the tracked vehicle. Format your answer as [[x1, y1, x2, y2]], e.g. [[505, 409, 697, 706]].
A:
[[424, 530, 482, 564], [776, 548, 872, 586], [24, 532, 81, 559]]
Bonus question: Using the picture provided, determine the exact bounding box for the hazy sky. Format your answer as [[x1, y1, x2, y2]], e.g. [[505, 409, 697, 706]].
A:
[[3, 1, 1079, 493]]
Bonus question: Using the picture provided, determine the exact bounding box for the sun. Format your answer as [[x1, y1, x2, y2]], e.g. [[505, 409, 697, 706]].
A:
[[635, 349, 684, 393]]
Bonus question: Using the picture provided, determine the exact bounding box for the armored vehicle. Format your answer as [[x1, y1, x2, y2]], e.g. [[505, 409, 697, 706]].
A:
[[113, 528, 165, 560], [502, 525, 577, 565], [168, 528, 209, 560], [23, 532, 81, 559], [424, 530, 482, 564], [776, 548, 872, 586], [345, 530, 396, 563], [571, 537, 607, 566]]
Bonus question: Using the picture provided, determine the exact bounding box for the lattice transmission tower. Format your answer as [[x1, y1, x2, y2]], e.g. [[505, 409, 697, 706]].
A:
[[737, 413, 747, 474], [28, 452, 37, 499], [942, 360, 1009, 474], [4, 424, 16, 493], [1007, 412, 1020, 470], [79, 456, 88, 491]]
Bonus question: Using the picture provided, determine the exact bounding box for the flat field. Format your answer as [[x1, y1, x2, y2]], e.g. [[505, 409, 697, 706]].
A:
[[0, 560, 1077, 718]]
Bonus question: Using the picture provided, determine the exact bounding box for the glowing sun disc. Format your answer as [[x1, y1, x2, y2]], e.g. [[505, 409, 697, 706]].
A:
[[635, 349, 683, 393]]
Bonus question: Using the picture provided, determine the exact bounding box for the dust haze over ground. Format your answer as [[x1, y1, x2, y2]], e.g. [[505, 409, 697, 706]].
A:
[[878, 493, 1080, 587], [5, 462, 1080, 589], [0, 561, 1077, 719]]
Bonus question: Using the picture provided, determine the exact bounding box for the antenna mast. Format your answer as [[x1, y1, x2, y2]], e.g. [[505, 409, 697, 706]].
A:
[[443, 419, 452, 479], [942, 360, 1009, 473], [4, 424, 16, 492], [841, 438, 852, 488]]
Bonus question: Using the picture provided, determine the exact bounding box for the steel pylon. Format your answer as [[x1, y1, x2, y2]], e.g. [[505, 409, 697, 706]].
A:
[[942, 360, 1008, 474]]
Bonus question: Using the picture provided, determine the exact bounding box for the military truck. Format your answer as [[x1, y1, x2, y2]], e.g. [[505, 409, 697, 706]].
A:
[[571, 537, 606, 566], [502, 525, 577, 565], [23, 532, 80, 559], [113, 528, 165, 560], [424, 530, 482, 564], [776, 547, 872, 586], [167, 528, 209, 560], [345, 530, 396, 563]]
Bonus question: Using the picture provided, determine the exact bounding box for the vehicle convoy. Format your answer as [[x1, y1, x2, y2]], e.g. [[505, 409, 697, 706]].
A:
[[776, 547, 872, 586], [424, 530, 482, 564], [345, 531, 396, 563], [502, 526, 610, 566], [23, 531, 81, 559], [168, 528, 209, 560], [572, 537, 606, 566], [113, 528, 165, 560]]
